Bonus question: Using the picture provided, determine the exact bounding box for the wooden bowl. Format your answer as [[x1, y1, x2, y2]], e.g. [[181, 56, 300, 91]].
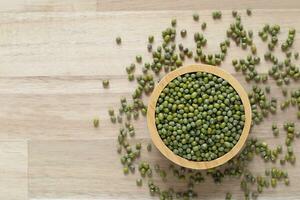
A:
[[147, 64, 252, 170]]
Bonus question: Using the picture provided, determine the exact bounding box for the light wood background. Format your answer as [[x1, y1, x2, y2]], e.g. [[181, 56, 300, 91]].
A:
[[1, 1, 300, 199]]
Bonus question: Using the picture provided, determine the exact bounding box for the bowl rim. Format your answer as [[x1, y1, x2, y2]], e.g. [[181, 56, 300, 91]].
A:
[[147, 64, 252, 170]]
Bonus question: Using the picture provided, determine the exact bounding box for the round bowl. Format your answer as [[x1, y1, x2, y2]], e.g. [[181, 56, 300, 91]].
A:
[[147, 64, 252, 170]]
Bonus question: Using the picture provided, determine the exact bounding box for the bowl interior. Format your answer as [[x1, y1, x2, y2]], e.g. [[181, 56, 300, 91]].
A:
[[147, 64, 252, 170]]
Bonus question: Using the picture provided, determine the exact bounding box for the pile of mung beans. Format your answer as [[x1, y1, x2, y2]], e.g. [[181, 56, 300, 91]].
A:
[[155, 72, 245, 161], [95, 9, 299, 200]]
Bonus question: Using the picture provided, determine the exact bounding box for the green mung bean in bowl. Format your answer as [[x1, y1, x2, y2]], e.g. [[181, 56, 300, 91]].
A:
[[147, 64, 251, 170]]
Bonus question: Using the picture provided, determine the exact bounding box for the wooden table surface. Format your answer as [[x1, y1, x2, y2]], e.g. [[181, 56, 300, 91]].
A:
[[1, 1, 300, 199]]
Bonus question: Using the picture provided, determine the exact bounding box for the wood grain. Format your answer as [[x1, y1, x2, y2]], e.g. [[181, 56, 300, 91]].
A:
[[0, 0, 97, 12], [29, 139, 157, 199], [0, 3, 300, 200], [98, 0, 300, 11], [28, 139, 300, 200], [0, 141, 28, 200], [1, 0, 300, 12]]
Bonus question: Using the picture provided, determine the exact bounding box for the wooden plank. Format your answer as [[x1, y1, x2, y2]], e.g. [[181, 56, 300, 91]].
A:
[[0, 10, 299, 77], [1, 0, 300, 12], [0, 74, 299, 140], [28, 139, 300, 199], [28, 139, 155, 199], [0, 141, 28, 200], [97, 0, 300, 11], [0, 0, 97, 12]]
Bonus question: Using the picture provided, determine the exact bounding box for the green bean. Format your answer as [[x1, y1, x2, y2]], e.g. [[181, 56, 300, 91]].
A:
[[93, 118, 99, 128], [201, 22, 207, 30], [102, 80, 110, 88], [212, 11, 222, 19], [148, 35, 154, 43], [246, 9, 252, 16], [123, 167, 129, 174], [193, 13, 199, 21], [136, 178, 142, 186], [225, 192, 232, 200], [171, 19, 177, 27], [180, 29, 187, 38], [116, 37, 122, 44], [232, 10, 238, 17], [136, 55, 142, 63], [147, 143, 152, 152]]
